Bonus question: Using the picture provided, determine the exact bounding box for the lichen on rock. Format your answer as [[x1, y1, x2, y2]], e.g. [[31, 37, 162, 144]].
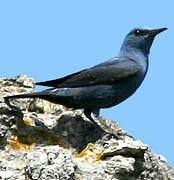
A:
[[0, 75, 173, 180]]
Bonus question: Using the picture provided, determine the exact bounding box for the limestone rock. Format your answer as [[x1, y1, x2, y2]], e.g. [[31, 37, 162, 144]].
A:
[[0, 75, 173, 180]]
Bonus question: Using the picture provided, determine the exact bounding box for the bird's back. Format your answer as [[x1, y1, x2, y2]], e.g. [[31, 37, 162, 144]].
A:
[[43, 53, 148, 110]]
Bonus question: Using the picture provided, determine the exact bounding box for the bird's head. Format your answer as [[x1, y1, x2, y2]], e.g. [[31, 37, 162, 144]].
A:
[[120, 27, 167, 56]]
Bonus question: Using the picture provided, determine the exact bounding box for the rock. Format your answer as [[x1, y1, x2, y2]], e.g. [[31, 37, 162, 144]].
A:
[[0, 75, 173, 180]]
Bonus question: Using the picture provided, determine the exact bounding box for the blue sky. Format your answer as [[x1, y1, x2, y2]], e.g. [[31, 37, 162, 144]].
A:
[[0, 1, 173, 167]]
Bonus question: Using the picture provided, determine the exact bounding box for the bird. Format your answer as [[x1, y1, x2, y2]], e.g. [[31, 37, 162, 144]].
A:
[[4, 27, 167, 132]]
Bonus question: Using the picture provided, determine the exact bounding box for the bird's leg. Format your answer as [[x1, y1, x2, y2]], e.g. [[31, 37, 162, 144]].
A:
[[92, 109, 109, 128], [91, 109, 118, 139], [92, 109, 100, 117], [84, 108, 105, 133]]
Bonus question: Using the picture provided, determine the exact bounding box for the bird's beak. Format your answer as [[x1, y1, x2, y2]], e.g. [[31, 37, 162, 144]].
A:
[[150, 28, 167, 36]]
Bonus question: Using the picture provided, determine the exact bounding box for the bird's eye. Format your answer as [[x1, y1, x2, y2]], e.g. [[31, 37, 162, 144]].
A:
[[136, 30, 140, 34], [134, 30, 144, 36]]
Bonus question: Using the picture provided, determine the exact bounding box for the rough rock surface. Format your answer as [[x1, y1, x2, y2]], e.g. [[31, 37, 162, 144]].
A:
[[0, 75, 173, 180]]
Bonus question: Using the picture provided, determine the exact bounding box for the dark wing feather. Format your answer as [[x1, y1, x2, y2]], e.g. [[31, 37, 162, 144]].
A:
[[36, 58, 138, 88], [36, 69, 86, 87]]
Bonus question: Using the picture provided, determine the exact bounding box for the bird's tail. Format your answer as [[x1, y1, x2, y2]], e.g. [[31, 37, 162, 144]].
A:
[[3, 92, 44, 110], [4, 91, 73, 109], [4, 91, 65, 106], [4, 92, 54, 106], [4, 92, 55, 109], [4, 92, 44, 101]]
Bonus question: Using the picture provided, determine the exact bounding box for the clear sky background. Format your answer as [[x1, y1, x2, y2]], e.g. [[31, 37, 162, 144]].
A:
[[0, 1, 173, 167]]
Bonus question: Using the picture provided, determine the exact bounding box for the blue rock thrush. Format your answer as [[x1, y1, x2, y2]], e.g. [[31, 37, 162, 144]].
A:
[[4, 27, 167, 131]]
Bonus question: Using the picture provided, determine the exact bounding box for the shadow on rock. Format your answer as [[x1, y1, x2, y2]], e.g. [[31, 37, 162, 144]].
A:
[[52, 114, 105, 152], [2, 107, 106, 152]]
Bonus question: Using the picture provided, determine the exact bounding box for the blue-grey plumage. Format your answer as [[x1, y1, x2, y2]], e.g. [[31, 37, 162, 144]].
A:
[[4, 27, 167, 131]]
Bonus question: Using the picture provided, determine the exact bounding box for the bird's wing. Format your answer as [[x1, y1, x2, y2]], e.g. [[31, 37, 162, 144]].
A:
[[36, 58, 139, 88]]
